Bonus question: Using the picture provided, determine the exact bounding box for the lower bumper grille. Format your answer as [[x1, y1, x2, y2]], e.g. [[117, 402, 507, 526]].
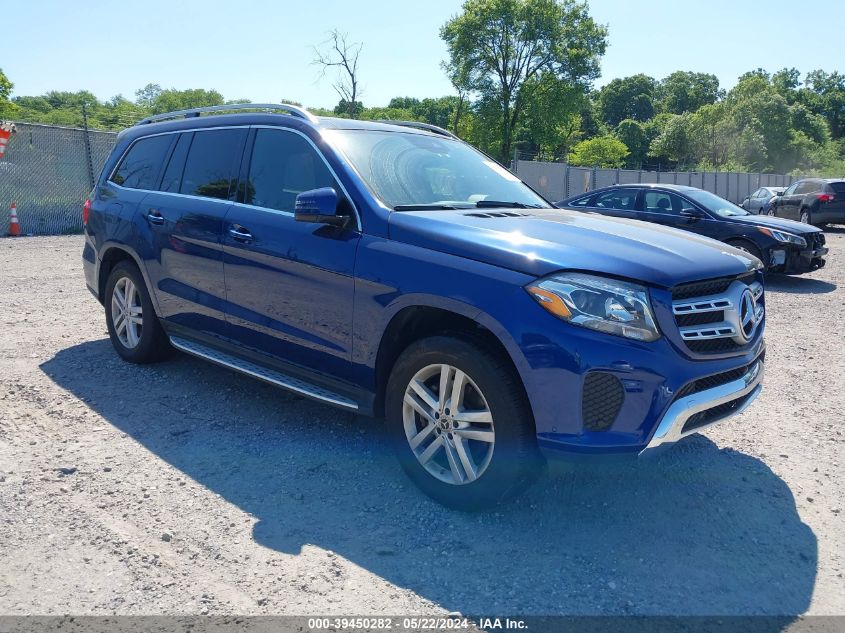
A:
[[675, 354, 765, 399], [582, 372, 624, 431], [681, 391, 755, 433], [640, 357, 765, 454]]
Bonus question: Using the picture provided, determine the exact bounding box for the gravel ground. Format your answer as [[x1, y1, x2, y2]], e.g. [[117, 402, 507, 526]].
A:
[[0, 233, 843, 617]]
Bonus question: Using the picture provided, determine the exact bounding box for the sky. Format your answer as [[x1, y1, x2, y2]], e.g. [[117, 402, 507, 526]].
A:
[[4, 0, 843, 109]]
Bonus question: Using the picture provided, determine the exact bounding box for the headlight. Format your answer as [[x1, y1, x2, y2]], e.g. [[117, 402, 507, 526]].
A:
[[757, 227, 806, 247], [526, 273, 660, 342]]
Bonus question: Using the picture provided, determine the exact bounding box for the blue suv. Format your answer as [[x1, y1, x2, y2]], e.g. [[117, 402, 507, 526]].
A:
[[83, 104, 766, 509]]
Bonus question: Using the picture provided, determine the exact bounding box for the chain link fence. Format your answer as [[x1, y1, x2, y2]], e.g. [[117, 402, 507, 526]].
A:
[[0, 123, 118, 236], [513, 160, 795, 205]]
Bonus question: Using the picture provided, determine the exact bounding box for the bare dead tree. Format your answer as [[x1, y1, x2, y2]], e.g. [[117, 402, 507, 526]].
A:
[[313, 30, 363, 119]]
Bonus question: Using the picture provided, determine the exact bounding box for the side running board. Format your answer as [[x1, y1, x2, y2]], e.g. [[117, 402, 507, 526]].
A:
[[169, 336, 359, 411]]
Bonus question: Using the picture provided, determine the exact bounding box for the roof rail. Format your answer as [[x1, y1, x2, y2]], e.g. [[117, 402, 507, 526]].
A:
[[135, 103, 318, 126], [374, 120, 458, 140]]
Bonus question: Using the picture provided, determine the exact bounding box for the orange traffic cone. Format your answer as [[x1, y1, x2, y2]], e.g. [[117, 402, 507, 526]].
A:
[[7, 202, 21, 237]]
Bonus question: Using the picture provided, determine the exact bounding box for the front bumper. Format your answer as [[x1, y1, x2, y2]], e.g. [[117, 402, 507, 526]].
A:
[[769, 245, 828, 274], [639, 357, 764, 455]]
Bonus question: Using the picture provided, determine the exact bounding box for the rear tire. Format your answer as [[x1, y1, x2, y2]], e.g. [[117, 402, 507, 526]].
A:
[[385, 336, 542, 510], [800, 209, 812, 225], [104, 261, 171, 364]]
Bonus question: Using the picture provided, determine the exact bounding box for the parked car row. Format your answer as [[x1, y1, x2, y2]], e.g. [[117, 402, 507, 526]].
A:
[[557, 184, 828, 275]]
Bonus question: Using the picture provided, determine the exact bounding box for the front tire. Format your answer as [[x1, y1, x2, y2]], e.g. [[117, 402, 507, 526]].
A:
[[385, 336, 541, 510], [104, 261, 171, 364], [726, 239, 765, 269]]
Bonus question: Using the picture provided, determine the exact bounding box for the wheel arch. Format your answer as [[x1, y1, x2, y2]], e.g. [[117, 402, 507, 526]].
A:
[[372, 302, 530, 420], [724, 237, 766, 267], [97, 244, 160, 314]]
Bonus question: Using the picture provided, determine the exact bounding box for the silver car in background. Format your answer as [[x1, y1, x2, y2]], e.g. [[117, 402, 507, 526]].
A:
[[741, 186, 785, 215]]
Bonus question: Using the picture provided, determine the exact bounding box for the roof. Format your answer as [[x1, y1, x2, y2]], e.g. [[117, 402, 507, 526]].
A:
[[121, 104, 450, 142], [592, 183, 700, 192]]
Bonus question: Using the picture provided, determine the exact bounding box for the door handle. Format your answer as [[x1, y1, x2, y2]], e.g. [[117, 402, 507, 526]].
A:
[[146, 209, 165, 225], [229, 225, 254, 243]]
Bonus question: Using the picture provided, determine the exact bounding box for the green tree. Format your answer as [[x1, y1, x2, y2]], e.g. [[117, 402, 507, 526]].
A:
[[656, 71, 722, 115], [802, 70, 845, 139], [441, 0, 607, 161], [135, 83, 162, 109], [520, 74, 584, 158], [388, 97, 421, 110], [0, 67, 12, 102], [725, 76, 791, 170], [359, 105, 416, 121], [333, 98, 363, 118], [737, 68, 770, 83], [0, 68, 16, 118], [615, 119, 648, 167], [93, 95, 144, 128], [596, 74, 657, 127], [648, 113, 695, 167], [772, 68, 801, 102], [569, 134, 629, 167], [150, 88, 224, 114]]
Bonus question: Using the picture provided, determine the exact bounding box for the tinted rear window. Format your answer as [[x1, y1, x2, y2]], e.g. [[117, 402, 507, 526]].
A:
[[160, 133, 192, 193], [795, 181, 821, 195], [828, 182, 845, 194], [180, 129, 247, 200], [110, 135, 174, 190], [565, 195, 592, 207]]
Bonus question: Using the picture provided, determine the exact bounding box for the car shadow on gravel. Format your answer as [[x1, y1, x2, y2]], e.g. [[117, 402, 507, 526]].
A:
[[765, 274, 837, 294], [42, 340, 817, 620]]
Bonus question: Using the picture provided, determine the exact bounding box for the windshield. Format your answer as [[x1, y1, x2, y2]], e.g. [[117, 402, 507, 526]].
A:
[[324, 129, 548, 210], [685, 189, 750, 217]]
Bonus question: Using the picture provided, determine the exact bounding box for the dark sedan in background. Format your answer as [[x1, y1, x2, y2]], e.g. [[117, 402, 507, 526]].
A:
[[557, 184, 828, 274], [740, 186, 784, 214], [769, 178, 845, 228]]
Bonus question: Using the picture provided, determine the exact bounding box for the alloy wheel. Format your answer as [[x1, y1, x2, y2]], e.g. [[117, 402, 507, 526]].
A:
[[111, 276, 143, 349], [402, 363, 495, 485]]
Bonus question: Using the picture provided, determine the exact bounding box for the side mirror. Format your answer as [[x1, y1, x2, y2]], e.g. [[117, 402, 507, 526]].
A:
[[294, 187, 349, 227], [776, 190, 784, 196], [680, 208, 704, 222]]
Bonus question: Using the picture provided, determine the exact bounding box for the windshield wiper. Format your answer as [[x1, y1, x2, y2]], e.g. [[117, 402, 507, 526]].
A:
[[393, 204, 463, 211], [474, 200, 543, 209]]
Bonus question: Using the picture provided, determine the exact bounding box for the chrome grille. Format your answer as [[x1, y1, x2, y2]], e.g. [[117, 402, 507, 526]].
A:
[[671, 274, 764, 354]]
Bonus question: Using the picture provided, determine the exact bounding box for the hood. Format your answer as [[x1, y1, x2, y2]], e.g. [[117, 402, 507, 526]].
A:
[[723, 213, 822, 234], [388, 208, 759, 288]]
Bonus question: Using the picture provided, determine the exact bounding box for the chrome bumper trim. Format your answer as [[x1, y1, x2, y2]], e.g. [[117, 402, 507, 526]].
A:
[[640, 359, 764, 455]]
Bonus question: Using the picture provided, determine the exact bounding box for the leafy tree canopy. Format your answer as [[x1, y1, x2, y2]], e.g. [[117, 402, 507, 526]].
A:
[[441, 0, 607, 160], [596, 74, 657, 127], [656, 71, 723, 115], [569, 134, 629, 167]]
